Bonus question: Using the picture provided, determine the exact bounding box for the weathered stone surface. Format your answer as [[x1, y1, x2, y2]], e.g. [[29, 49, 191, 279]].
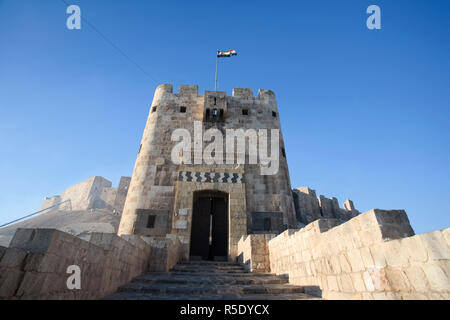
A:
[[118, 84, 297, 261], [0, 228, 183, 300], [422, 265, 450, 292], [39, 176, 131, 214], [267, 210, 450, 300], [0, 268, 23, 298], [420, 231, 450, 260], [0, 247, 27, 268], [105, 261, 319, 300]]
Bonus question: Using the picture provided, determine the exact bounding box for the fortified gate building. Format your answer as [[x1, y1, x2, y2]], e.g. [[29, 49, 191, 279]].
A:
[[118, 84, 297, 261]]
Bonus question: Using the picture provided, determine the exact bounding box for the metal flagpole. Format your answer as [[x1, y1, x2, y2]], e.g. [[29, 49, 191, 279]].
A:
[[215, 50, 219, 91]]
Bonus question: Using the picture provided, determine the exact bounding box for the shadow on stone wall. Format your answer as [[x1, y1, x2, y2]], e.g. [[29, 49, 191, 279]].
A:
[[0, 229, 182, 300]]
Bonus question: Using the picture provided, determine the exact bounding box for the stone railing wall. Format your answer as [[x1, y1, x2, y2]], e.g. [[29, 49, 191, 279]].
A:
[[237, 234, 275, 272], [268, 209, 450, 300], [143, 235, 183, 272], [0, 228, 182, 300]]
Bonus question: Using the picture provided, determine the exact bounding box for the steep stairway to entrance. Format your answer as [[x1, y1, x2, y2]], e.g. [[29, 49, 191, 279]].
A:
[[105, 260, 320, 300]]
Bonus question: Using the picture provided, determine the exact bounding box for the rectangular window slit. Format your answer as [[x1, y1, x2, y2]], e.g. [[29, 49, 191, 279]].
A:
[[147, 215, 156, 228]]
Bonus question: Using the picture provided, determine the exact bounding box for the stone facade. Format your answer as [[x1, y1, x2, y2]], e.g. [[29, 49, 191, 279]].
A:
[[118, 84, 296, 261], [40, 176, 131, 214]]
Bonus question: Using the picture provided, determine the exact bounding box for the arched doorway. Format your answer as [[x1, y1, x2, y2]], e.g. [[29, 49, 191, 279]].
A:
[[190, 190, 229, 261]]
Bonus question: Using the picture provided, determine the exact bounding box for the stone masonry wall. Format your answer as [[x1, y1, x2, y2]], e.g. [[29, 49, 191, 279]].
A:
[[40, 176, 131, 214], [237, 234, 275, 273], [293, 187, 359, 226], [119, 84, 297, 242], [40, 196, 63, 211], [143, 235, 183, 272], [60, 176, 112, 211], [0, 228, 181, 299], [268, 209, 450, 299]]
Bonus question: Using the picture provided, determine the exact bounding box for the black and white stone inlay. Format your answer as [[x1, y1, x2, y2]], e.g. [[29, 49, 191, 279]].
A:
[[178, 171, 244, 184]]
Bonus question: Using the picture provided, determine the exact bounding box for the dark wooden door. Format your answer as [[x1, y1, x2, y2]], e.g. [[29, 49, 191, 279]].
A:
[[190, 196, 211, 260], [210, 197, 228, 259]]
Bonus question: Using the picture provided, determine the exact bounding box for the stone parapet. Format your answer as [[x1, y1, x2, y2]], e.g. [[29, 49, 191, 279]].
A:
[[143, 235, 183, 272], [237, 234, 276, 273], [267, 209, 450, 300], [0, 228, 182, 299]]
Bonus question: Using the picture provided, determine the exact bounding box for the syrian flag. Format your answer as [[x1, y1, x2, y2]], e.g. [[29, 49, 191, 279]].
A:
[[217, 49, 237, 58]]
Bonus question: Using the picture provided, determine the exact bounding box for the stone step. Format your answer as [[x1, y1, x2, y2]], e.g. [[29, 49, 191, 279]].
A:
[[177, 260, 240, 266], [169, 269, 251, 275], [117, 282, 306, 295], [163, 271, 283, 277], [131, 274, 288, 285], [170, 265, 245, 273], [104, 261, 319, 300], [106, 292, 317, 300], [172, 263, 244, 268]]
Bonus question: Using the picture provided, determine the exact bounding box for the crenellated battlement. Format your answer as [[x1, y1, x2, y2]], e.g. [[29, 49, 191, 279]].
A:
[[293, 186, 361, 226], [154, 84, 276, 101]]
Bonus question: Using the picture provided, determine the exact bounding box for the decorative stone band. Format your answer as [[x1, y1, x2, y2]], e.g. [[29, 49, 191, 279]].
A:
[[177, 171, 244, 184]]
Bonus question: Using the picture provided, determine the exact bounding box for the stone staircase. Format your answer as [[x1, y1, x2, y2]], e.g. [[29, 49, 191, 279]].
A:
[[105, 260, 320, 300]]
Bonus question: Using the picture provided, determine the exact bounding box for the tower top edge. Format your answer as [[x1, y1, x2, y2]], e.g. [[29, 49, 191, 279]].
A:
[[155, 84, 276, 100]]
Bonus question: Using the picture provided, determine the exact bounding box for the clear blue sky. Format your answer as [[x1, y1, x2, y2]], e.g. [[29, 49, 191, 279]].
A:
[[0, 0, 449, 234]]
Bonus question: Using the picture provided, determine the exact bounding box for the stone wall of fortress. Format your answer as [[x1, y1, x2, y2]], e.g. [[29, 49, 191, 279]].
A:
[[118, 84, 297, 260], [237, 209, 450, 299], [293, 187, 360, 226], [40, 176, 131, 214], [0, 229, 182, 299]]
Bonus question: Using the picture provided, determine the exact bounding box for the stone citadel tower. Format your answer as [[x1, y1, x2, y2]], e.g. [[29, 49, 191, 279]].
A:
[[118, 84, 296, 260]]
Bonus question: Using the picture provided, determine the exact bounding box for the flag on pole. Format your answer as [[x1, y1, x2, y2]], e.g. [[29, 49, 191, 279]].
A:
[[217, 49, 237, 58]]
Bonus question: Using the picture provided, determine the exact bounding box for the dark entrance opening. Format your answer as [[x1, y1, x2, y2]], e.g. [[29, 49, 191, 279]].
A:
[[190, 190, 228, 261]]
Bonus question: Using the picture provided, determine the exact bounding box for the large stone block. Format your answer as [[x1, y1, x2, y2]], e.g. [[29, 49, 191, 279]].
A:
[[422, 265, 450, 292], [363, 267, 391, 292], [9, 229, 69, 254], [15, 271, 48, 298], [347, 249, 365, 272], [383, 240, 409, 268], [443, 228, 450, 246], [369, 243, 387, 268], [0, 268, 23, 298], [384, 267, 411, 291], [359, 247, 374, 268], [338, 254, 352, 273], [372, 209, 415, 240], [0, 248, 28, 268], [403, 265, 430, 292], [400, 235, 428, 263], [339, 274, 355, 293], [420, 231, 450, 261], [350, 273, 366, 292], [23, 253, 67, 274]]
